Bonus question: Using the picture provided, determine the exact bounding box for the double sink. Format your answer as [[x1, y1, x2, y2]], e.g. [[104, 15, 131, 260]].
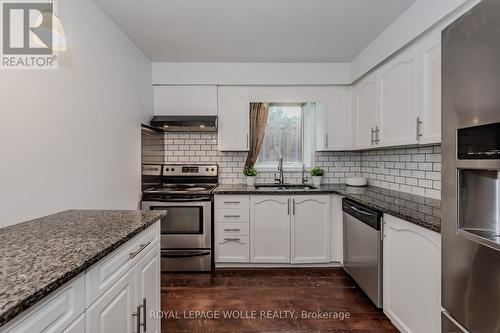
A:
[[253, 184, 318, 191]]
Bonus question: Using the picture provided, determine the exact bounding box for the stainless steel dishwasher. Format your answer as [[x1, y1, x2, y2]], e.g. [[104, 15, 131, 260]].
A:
[[342, 198, 383, 308]]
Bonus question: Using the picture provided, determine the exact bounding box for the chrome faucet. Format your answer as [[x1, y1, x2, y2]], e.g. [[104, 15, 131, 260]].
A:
[[274, 155, 284, 185], [301, 164, 308, 185]]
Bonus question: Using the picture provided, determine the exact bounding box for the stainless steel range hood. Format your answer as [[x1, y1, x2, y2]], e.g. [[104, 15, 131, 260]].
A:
[[150, 116, 217, 132]]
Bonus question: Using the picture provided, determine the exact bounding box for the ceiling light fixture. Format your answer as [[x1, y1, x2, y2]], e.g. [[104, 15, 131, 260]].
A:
[[31, 0, 67, 52]]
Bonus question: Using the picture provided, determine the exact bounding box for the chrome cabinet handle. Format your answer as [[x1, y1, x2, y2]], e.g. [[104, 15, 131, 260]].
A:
[[224, 215, 240, 218], [223, 201, 240, 204], [132, 304, 142, 333], [220, 237, 245, 245], [247, 134, 249, 149], [142, 298, 147, 332], [287, 198, 290, 215], [292, 198, 296, 215], [371, 127, 375, 145], [325, 134, 328, 148], [129, 241, 152, 259], [416, 117, 423, 141], [224, 228, 241, 232], [375, 126, 380, 143]]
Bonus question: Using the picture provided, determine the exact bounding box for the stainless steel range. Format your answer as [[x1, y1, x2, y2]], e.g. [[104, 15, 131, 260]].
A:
[[141, 164, 218, 272]]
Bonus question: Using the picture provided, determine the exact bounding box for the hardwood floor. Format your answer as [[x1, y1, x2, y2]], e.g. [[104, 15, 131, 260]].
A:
[[161, 268, 397, 332]]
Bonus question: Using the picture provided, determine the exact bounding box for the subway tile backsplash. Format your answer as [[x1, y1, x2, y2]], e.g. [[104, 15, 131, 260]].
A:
[[152, 132, 441, 199]]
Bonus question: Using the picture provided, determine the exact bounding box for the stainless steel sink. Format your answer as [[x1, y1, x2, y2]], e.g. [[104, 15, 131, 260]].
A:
[[254, 184, 318, 190]]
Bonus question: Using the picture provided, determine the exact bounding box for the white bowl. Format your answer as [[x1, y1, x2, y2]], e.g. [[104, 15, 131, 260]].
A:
[[346, 177, 368, 187]]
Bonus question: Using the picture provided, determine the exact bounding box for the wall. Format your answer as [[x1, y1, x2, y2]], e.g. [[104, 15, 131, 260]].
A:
[[351, 0, 478, 81], [157, 132, 441, 199], [0, 0, 153, 226], [152, 62, 352, 86]]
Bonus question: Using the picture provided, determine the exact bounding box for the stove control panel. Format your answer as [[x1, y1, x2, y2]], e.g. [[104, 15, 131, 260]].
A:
[[163, 164, 218, 177]]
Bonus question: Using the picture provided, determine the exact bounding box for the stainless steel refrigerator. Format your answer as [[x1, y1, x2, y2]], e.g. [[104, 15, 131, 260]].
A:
[[442, 0, 500, 332]]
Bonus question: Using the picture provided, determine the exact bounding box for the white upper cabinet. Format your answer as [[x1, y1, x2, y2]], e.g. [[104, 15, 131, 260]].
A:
[[217, 86, 250, 151], [153, 85, 217, 115], [291, 195, 331, 263], [316, 87, 351, 151], [417, 31, 441, 144], [378, 47, 419, 147], [352, 72, 380, 149], [250, 196, 290, 263]]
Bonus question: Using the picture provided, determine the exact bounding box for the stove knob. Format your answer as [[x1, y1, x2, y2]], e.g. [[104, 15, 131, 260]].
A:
[[211, 168, 215, 172], [206, 168, 209, 171], [171, 168, 175, 172], [165, 168, 170, 172]]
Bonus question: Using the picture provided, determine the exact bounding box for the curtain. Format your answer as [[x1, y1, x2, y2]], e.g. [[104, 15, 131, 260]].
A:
[[244, 103, 269, 169]]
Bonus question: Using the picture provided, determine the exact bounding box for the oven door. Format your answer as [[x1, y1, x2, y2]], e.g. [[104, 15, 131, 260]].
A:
[[142, 199, 211, 249]]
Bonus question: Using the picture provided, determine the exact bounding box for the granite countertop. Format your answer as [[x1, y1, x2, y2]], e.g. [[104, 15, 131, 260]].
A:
[[213, 184, 441, 233], [0, 210, 167, 328]]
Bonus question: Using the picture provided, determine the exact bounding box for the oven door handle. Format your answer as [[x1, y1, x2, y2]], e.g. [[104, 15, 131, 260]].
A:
[[161, 250, 211, 258], [149, 197, 212, 203]]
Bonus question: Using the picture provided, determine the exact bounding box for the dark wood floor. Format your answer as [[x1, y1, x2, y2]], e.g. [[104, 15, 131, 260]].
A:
[[161, 268, 397, 332]]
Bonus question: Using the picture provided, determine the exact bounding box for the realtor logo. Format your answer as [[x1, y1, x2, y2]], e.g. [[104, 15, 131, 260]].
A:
[[1, 1, 58, 69]]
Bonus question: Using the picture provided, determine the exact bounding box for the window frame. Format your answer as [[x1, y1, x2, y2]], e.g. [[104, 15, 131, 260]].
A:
[[255, 102, 314, 172]]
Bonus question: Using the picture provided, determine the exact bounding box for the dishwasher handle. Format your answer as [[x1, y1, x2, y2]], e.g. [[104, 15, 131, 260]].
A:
[[342, 198, 382, 230]]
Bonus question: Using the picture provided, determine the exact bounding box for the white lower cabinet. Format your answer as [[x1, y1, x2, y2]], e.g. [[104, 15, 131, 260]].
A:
[[383, 214, 441, 333], [250, 196, 291, 263], [86, 266, 137, 333], [135, 244, 161, 333], [0, 222, 161, 333], [291, 195, 331, 263], [249, 195, 331, 264], [216, 236, 250, 263]]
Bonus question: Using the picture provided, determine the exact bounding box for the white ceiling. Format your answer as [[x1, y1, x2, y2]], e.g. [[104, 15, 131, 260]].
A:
[[93, 0, 416, 63]]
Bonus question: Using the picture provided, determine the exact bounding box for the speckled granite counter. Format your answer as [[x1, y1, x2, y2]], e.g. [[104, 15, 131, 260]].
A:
[[0, 210, 167, 327], [213, 184, 441, 233]]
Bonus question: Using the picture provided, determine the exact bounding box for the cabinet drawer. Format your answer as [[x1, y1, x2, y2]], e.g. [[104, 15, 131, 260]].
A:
[[215, 208, 249, 223], [85, 221, 160, 307], [216, 223, 250, 236], [1, 275, 85, 333], [215, 236, 250, 263], [215, 195, 249, 209]]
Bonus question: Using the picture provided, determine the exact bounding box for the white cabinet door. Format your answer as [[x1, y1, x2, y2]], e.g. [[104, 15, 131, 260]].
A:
[[330, 195, 343, 264], [417, 31, 441, 145], [378, 47, 419, 147], [291, 195, 331, 263], [154, 86, 217, 115], [316, 87, 350, 151], [86, 268, 137, 333], [1, 275, 85, 333], [135, 244, 161, 333], [353, 72, 379, 149], [383, 215, 441, 333], [217, 86, 250, 151], [250, 196, 290, 263]]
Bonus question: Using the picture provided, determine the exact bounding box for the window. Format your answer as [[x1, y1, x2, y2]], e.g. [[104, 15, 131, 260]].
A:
[[257, 103, 315, 170]]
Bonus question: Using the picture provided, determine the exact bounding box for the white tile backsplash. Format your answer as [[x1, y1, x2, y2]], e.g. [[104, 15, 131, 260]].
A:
[[154, 132, 442, 199]]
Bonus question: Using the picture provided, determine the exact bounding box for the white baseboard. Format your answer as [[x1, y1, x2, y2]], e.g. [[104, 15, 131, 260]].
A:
[[215, 262, 343, 268]]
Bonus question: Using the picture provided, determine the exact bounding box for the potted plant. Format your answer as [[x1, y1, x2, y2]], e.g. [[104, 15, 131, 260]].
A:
[[243, 167, 257, 186], [310, 167, 325, 186]]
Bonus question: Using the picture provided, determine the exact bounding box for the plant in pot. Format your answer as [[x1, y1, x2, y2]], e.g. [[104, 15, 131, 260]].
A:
[[310, 167, 325, 186], [243, 167, 258, 186]]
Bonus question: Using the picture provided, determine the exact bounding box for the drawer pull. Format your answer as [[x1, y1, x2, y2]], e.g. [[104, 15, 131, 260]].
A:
[[219, 238, 245, 245], [224, 201, 240, 204], [224, 215, 241, 218], [224, 228, 241, 232], [129, 241, 152, 259]]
